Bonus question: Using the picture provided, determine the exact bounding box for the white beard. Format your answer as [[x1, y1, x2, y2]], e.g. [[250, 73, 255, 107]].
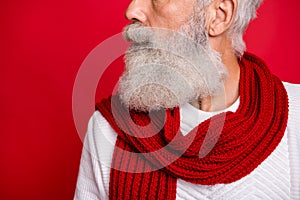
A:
[[118, 7, 228, 111]]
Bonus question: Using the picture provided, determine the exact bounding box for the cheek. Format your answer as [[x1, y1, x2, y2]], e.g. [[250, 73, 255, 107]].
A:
[[149, 0, 195, 29], [153, 5, 191, 29], [160, 1, 195, 28]]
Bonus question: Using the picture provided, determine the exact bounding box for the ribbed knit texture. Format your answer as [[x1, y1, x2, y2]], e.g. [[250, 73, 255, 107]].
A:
[[95, 53, 289, 200], [74, 84, 300, 200], [285, 82, 300, 200]]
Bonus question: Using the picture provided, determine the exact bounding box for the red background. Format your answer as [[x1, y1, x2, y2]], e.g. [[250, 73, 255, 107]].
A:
[[1, 0, 299, 199]]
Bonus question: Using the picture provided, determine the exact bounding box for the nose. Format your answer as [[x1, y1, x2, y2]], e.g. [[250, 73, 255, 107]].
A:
[[125, 0, 147, 23]]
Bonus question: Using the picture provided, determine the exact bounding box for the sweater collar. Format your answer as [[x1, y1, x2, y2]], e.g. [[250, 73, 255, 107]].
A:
[[180, 98, 240, 136]]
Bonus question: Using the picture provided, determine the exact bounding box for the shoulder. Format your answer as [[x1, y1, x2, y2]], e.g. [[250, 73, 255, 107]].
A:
[[84, 111, 117, 161], [88, 110, 116, 133], [282, 82, 300, 159], [87, 110, 118, 141], [283, 81, 300, 96], [283, 82, 300, 118], [75, 111, 115, 199], [282, 81, 300, 125], [282, 82, 300, 199]]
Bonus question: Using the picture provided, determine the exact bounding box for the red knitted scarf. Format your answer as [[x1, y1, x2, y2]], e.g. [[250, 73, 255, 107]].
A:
[[96, 53, 289, 200]]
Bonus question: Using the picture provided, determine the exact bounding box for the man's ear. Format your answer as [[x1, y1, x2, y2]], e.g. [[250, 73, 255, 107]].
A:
[[206, 0, 237, 37]]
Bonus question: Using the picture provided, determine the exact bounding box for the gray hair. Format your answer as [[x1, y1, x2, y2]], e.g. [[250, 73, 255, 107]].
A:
[[198, 0, 263, 57], [230, 0, 263, 57]]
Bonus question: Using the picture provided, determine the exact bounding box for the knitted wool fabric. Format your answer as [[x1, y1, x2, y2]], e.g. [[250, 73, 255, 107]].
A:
[[96, 53, 289, 200]]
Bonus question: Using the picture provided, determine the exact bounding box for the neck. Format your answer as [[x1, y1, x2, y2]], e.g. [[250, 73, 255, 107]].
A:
[[191, 41, 240, 112]]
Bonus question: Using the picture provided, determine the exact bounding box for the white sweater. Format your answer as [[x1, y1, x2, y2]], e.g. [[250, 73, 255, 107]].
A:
[[75, 82, 300, 200]]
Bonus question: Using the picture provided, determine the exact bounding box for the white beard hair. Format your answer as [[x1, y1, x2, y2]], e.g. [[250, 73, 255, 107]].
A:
[[119, 6, 228, 111]]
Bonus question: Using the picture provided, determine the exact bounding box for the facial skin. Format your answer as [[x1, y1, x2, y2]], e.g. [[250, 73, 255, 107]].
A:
[[125, 0, 196, 30], [122, 0, 240, 112]]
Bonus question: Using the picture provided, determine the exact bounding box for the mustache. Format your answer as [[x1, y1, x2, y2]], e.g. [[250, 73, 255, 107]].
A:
[[123, 23, 189, 46], [123, 23, 155, 44], [123, 23, 205, 62]]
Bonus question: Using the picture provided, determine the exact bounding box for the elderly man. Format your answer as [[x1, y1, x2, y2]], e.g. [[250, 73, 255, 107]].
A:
[[75, 0, 300, 199]]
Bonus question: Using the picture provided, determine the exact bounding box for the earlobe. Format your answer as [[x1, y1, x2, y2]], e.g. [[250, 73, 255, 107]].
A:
[[207, 0, 237, 37]]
